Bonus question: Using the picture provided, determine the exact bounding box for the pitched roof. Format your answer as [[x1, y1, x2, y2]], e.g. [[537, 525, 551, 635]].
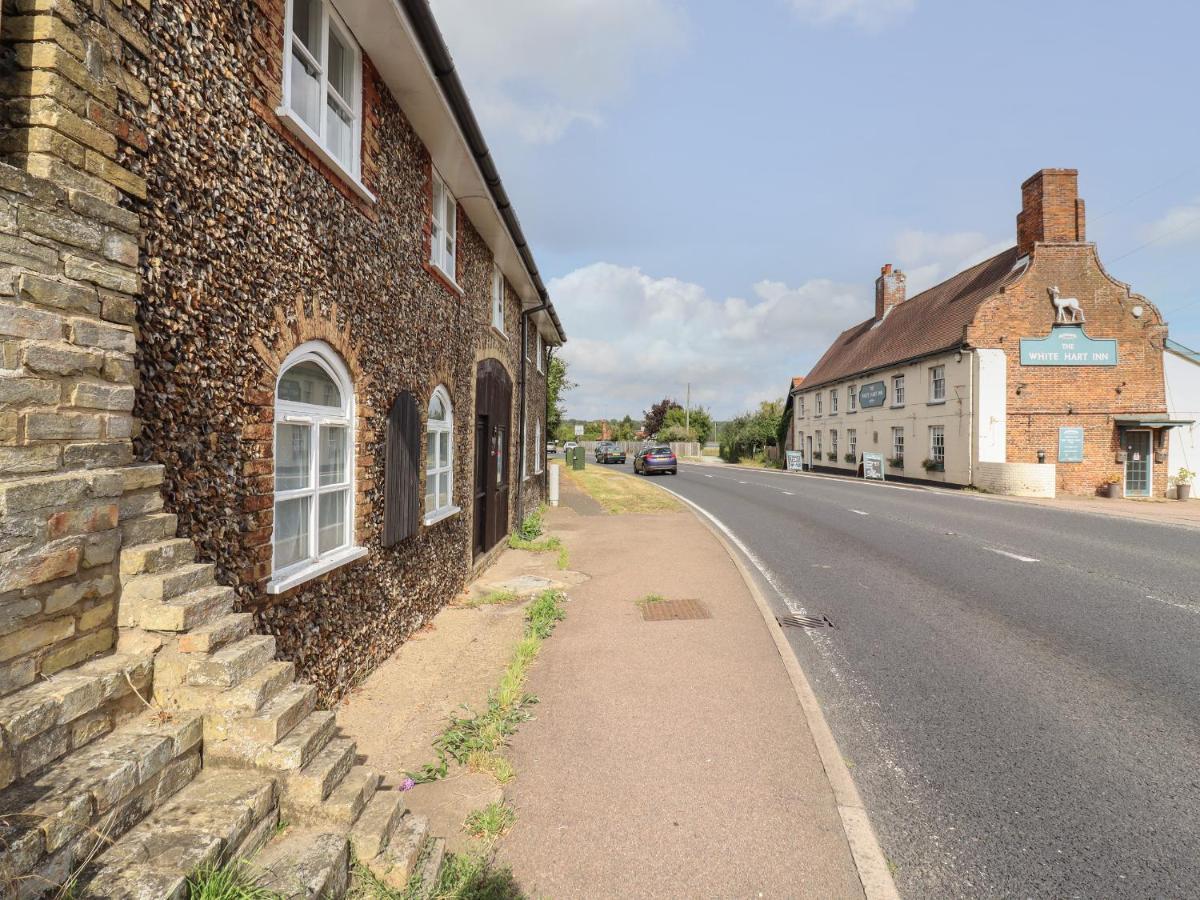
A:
[[789, 376, 805, 393], [803, 247, 1024, 390]]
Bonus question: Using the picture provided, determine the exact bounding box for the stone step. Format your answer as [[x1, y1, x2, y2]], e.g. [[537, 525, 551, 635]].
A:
[[119, 486, 165, 520], [0, 711, 203, 892], [283, 736, 357, 808], [119, 511, 178, 547], [257, 829, 351, 899], [120, 463, 165, 493], [127, 584, 234, 632], [235, 681, 316, 745], [120, 561, 215, 604], [157, 660, 295, 721], [363, 812, 429, 890], [418, 836, 447, 895], [205, 710, 335, 774], [75, 769, 277, 898], [177, 612, 254, 654], [185, 634, 276, 689], [350, 788, 406, 861], [300, 765, 379, 828], [119, 537, 196, 576]]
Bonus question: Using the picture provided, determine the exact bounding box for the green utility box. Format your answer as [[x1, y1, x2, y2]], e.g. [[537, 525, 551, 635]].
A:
[[572, 446, 585, 470]]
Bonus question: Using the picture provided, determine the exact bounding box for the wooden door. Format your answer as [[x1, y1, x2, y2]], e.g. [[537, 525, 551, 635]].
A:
[[474, 360, 512, 557]]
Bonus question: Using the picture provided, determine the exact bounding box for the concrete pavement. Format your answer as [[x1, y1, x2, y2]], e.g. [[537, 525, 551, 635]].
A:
[[497, 473, 871, 898]]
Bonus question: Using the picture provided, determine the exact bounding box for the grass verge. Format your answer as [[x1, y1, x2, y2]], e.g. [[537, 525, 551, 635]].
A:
[[410, 590, 566, 783], [463, 802, 516, 841], [558, 461, 681, 515]]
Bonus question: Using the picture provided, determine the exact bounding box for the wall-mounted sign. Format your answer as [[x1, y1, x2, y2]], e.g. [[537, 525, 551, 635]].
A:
[[858, 381, 887, 408], [1020, 326, 1117, 366], [1058, 426, 1085, 463], [863, 452, 885, 481], [786, 450, 804, 471]]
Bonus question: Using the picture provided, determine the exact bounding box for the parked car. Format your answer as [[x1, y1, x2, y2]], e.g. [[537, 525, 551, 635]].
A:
[[546, 441, 556, 453], [634, 445, 677, 475], [563, 441, 579, 453], [594, 441, 627, 464]]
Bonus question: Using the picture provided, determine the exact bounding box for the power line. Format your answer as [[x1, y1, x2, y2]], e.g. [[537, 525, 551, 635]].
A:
[[1108, 209, 1200, 264], [1091, 163, 1200, 222]]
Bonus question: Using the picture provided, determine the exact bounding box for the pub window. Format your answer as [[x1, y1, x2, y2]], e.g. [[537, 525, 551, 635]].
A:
[[798, 395, 806, 418], [831, 430, 838, 458], [929, 425, 945, 463], [892, 426, 905, 461], [816, 431, 822, 456], [282, 0, 362, 177], [425, 385, 457, 523], [816, 393, 823, 416], [848, 385, 857, 411], [269, 341, 364, 593], [830, 389, 838, 414], [892, 374, 905, 407], [431, 169, 457, 280], [930, 366, 946, 402], [848, 429, 857, 459]]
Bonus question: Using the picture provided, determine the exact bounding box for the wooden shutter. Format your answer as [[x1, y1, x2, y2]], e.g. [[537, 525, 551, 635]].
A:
[[383, 391, 420, 547]]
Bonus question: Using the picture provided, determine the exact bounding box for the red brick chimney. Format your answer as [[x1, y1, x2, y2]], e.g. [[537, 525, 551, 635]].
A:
[[1016, 168, 1086, 258], [875, 263, 906, 321]]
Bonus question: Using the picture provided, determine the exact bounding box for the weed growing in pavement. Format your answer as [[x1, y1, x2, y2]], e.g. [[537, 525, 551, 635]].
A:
[[465, 750, 515, 784], [463, 802, 516, 841], [507, 533, 562, 554], [460, 589, 518, 609], [637, 593, 668, 606], [409, 590, 567, 784], [514, 507, 546, 541], [429, 850, 523, 900], [187, 861, 282, 900]]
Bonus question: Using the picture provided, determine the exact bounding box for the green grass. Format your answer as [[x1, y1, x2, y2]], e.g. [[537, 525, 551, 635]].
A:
[[460, 589, 518, 609], [514, 507, 545, 541], [463, 802, 516, 841], [636, 593, 667, 606], [560, 463, 682, 514], [186, 861, 282, 900], [507, 533, 569, 571], [465, 750, 515, 784], [410, 590, 567, 784], [429, 850, 523, 900]]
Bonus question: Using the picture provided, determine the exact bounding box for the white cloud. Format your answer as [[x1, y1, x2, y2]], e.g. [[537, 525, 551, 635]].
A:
[[550, 263, 870, 419], [1142, 198, 1200, 249], [428, 0, 687, 143], [891, 229, 1010, 294], [784, 0, 916, 29]]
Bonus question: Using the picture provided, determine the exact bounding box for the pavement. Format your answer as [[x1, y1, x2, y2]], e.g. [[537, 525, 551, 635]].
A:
[[657, 460, 1200, 899], [496, 471, 870, 899]]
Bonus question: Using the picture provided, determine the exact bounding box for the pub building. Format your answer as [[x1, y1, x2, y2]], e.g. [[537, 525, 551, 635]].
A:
[[794, 169, 1193, 498]]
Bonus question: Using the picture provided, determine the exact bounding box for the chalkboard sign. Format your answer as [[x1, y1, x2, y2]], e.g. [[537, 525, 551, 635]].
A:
[[786, 451, 804, 471], [1058, 426, 1085, 463], [863, 452, 885, 481], [859, 381, 887, 408]]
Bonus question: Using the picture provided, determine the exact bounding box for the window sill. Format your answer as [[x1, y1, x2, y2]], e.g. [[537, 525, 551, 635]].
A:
[[274, 106, 377, 205], [423, 505, 461, 527], [927, 400, 947, 406], [266, 545, 367, 595], [490, 324, 506, 340], [427, 262, 464, 297], [890, 405, 906, 410]]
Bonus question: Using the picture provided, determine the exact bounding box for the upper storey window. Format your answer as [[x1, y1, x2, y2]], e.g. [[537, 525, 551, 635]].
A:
[[284, 0, 362, 177], [431, 169, 458, 280]]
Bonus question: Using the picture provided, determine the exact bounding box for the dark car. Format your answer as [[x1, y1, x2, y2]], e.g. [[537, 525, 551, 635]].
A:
[[594, 441, 627, 464], [634, 445, 677, 475]]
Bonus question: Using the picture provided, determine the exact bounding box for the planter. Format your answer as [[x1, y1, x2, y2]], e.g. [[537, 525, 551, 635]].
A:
[[1178, 483, 1192, 501], [1103, 483, 1121, 498], [888, 458, 904, 469]]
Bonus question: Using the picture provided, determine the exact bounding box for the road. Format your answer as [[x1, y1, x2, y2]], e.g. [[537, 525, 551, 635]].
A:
[[619, 460, 1200, 899]]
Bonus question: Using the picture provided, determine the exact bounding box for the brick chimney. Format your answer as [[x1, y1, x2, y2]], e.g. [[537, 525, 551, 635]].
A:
[[875, 264, 906, 321], [1016, 168, 1086, 258]]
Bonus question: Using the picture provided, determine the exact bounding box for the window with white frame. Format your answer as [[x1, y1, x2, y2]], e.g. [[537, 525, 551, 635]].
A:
[[283, 0, 361, 176], [848, 428, 857, 459], [534, 420, 543, 473], [816, 393, 823, 416], [848, 384, 857, 411], [491, 265, 505, 332], [830, 430, 838, 458], [892, 374, 905, 406], [830, 389, 838, 414], [815, 431, 822, 456], [892, 426, 905, 460], [430, 169, 457, 280], [798, 395, 806, 418], [930, 365, 946, 402], [929, 425, 945, 463], [271, 342, 361, 592], [536, 331, 545, 374], [425, 386, 455, 522]]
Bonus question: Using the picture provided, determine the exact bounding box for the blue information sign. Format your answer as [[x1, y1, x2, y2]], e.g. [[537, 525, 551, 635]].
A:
[[858, 381, 887, 408], [1020, 326, 1117, 366], [1058, 426, 1085, 463]]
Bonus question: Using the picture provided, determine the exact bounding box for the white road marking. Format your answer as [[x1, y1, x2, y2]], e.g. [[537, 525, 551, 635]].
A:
[[781, 491, 794, 496], [850, 509, 869, 516], [738, 480, 748, 484], [704, 474, 714, 478], [985, 547, 1039, 563]]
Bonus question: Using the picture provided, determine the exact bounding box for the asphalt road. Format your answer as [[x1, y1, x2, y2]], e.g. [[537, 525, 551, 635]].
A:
[[614, 459, 1200, 899]]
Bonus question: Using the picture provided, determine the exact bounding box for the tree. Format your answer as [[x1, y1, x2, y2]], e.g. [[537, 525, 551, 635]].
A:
[[611, 415, 637, 441], [719, 399, 785, 463], [660, 405, 713, 444], [546, 353, 574, 440], [643, 398, 682, 437]]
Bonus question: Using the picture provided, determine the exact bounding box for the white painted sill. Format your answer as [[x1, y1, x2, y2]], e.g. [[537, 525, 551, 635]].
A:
[[266, 545, 368, 595], [275, 106, 377, 205], [927, 399, 947, 406], [429, 261, 463, 295], [423, 505, 461, 527]]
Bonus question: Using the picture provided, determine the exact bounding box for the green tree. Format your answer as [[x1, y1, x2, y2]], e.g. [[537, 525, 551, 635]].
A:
[[660, 406, 713, 444], [546, 354, 575, 440], [611, 415, 637, 441], [643, 398, 682, 437]]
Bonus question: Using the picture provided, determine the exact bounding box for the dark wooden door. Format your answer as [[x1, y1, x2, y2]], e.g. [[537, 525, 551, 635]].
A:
[[474, 360, 512, 557]]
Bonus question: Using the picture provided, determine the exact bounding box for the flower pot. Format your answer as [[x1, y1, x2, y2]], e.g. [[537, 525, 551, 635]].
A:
[[1178, 483, 1192, 501], [1104, 483, 1121, 499]]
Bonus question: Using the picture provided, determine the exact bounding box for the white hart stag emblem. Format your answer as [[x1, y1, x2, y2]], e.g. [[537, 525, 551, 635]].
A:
[[1049, 286, 1084, 324]]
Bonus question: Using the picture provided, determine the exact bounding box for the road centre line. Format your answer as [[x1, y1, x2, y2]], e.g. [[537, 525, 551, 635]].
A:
[[985, 547, 1040, 563]]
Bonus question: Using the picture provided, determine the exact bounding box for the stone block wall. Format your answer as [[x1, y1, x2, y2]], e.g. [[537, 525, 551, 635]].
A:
[[0, 161, 140, 694], [974, 461, 1056, 498]]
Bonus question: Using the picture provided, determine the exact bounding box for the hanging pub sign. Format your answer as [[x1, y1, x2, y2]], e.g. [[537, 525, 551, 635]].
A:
[[858, 381, 887, 408], [1020, 326, 1117, 366]]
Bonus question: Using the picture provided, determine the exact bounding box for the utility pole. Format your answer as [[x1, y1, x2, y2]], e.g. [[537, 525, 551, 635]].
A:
[[685, 383, 691, 440]]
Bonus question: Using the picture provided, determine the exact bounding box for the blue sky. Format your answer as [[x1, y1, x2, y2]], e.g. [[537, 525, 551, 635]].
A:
[[430, 0, 1200, 419]]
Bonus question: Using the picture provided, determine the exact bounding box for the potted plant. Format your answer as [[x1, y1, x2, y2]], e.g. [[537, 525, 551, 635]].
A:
[[1101, 474, 1121, 498], [826, 451, 837, 461], [921, 458, 944, 473], [1175, 468, 1195, 501], [844, 452, 857, 464], [887, 456, 904, 469]]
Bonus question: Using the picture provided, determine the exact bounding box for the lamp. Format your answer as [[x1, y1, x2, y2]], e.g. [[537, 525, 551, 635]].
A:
[[1037, 450, 1046, 464]]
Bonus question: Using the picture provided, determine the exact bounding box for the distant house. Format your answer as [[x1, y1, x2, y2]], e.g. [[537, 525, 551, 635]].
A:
[[785, 376, 805, 453], [1165, 339, 1200, 497]]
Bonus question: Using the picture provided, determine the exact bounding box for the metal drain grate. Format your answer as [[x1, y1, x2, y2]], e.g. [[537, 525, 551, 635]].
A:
[[776, 613, 834, 629], [641, 598, 711, 621]]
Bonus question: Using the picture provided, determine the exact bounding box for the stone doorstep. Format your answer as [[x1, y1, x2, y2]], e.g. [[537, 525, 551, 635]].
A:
[[0, 711, 203, 884]]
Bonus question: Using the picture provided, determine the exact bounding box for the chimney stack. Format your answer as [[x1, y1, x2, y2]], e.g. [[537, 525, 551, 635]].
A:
[[875, 264, 906, 321], [1016, 168, 1086, 258]]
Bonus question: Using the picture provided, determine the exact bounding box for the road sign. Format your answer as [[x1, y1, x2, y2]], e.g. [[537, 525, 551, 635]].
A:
[[863, 452, 885, 480]]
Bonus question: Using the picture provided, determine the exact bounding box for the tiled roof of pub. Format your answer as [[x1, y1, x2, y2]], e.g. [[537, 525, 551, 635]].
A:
[[790, 376, 805, 391], [802, 246, 1023, 390]]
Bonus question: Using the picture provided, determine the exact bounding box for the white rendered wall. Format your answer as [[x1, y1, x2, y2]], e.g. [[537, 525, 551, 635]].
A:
[[1165, 349, 1200, 498]]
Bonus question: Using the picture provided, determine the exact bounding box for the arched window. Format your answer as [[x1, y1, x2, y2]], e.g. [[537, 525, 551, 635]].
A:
[[425, 385, 456, 523], [269, 341, 364, 593]]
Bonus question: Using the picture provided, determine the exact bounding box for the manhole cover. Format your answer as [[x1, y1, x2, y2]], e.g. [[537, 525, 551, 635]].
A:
[[641, 598, 711, 621]]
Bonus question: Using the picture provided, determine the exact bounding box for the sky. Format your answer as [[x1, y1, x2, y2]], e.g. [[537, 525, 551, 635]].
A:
[[429, 0, 1200, 420]]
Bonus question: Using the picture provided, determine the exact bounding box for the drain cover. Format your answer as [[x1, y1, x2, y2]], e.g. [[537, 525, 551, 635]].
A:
[[641, 598, 711, 621], [776, 613, 834, 629]]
